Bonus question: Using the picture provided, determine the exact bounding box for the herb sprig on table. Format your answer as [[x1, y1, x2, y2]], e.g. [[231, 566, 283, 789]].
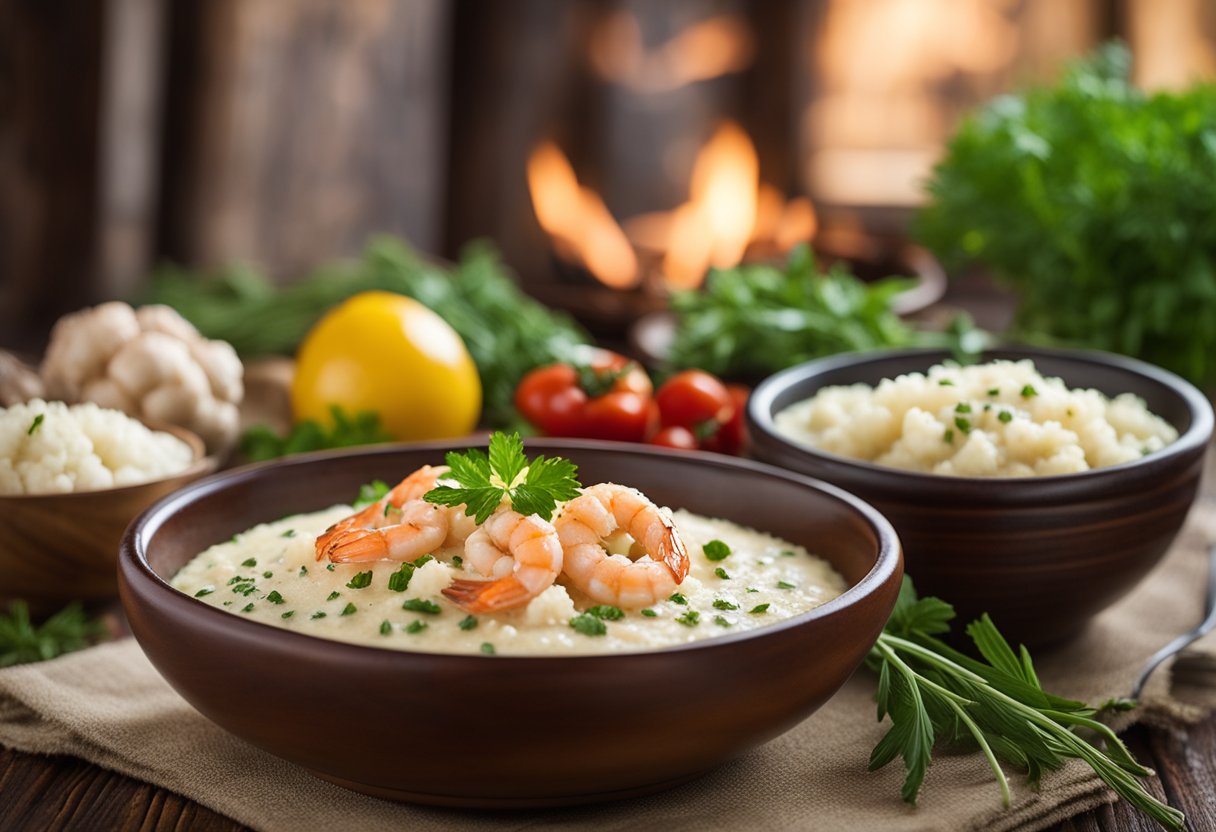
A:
[[240, 405, 393, 462], [0, 601, 105, 668], [916, 42, 1216, 388], [868, 579, 1183, 831]]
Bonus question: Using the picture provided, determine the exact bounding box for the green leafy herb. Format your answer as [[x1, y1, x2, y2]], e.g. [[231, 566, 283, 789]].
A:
[[777, 581, 796, 590], [379, 620, 392, 636], [326, 564, 335, 572], [480, 642, 496, 655], [675, 610, 700, 627], [298, 566, 308, 577], [241, 558, 257, 568], [340, 602, 357, 616], [668, 592, 688, 606], [425, 432, 581, 524], [265, 591, 285, 605], [0, 602, 104, 668], [194, 587, 214, 598], [703, 540, 732, 561], [281, 529, 296, 538], [954, 416, 972, 434], [353, 479, 390, 510], [712, 599, 739, 611], [262, 571, 273, 579], [586, 605, 625, 621], [401, 599, 441, 615], [569, 613, 608, 636], [452, 555, 463, 569], [413, 554, 434, 567], [955, 402, 972, 414], [1020, 385, 1038, 398], [866, 577, 1184, 829], [713, 615, 733, 627], [27, 414, 44, 436], [780, 549, 796, 557], [943, 429, 954, 444], [240, 407, 392, 463], [406, 620, 428, 634], [998, 410, 1013, 424], [714, 567, 731, 579], [311, 611, 327, 620], [326, 591, 341, 602], [458, 615, 478, 631], [281, 610, 295, 619], [387, 563, 414, 593], [241, 603, 255, 613], [640, 609, 658, 618], [346, 571, 373, 590], [748, 604, 770, 615], [987, 388, 1000, 397]]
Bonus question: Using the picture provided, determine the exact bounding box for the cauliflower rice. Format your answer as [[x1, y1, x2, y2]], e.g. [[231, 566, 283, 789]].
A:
[[0, 399, 195, 494], [774, 359, 1178, 477]]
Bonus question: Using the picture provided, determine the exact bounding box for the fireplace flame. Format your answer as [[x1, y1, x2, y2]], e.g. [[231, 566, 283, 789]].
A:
[[527, 142, 639, 289]]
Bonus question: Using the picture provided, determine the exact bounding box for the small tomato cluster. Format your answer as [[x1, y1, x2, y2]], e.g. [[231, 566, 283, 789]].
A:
[[514, 350, 748, 454]]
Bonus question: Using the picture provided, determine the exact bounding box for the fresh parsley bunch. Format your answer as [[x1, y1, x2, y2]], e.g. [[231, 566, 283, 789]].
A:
[[868, 578, 1183, 830], [0, 601, 104, 668], [425, 432, 581, 523], [917, 42, 1216, 388]]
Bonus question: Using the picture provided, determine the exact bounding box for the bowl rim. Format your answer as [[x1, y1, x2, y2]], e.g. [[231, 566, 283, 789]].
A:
[[120, 438, 903, 664], [747, 344, 1214, 488]]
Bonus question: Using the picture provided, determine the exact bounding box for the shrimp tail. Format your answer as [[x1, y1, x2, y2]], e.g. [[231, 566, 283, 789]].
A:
[[659, 531, 690, 582], [324, 529, 391, 563], [442, 577, 535, 613]]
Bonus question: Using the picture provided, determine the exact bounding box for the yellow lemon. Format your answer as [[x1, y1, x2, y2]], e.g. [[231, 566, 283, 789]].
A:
[[291, 291, 481, 440]]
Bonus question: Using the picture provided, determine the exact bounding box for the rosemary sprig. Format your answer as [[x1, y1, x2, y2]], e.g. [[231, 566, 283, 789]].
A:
[[867, 578, 1184, 831]]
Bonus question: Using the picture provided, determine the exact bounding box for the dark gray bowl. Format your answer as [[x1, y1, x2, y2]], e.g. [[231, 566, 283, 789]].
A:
[[119, 440, 901, 807], [747, 346, 1213, 647]]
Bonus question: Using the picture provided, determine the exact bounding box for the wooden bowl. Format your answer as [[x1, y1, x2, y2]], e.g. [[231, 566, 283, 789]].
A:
[[118, 440, 902, 808], [0, 424, 215, 617], [747, 346, 1214, 647]]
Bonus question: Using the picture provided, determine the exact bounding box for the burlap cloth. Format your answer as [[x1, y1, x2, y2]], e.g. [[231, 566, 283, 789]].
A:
[[2, 460, 1214, 831]]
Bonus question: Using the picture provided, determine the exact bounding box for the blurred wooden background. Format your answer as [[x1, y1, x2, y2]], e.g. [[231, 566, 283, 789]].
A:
[[1, 0, 1213, 351]]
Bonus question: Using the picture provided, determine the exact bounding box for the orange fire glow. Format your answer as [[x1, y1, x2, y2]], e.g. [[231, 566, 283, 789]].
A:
[[526, 142, 639, 289], [588, 13, 754, 94]]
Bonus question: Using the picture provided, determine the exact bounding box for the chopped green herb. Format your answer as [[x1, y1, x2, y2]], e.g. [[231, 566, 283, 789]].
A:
[[232, 583, 258, 597], [280, 529, 296, 538], [749, 603, 771, 614], [451, 555, 463, 569], [326, 564, 335, 572], [401, 598, 441, 614], [222, 601, 232, 607], [297, 566, 307, 577], [241, 558, 257, 568], [943, 429, 955, 443], [640, 609, 658, 617], [1020, 385, 1038, 398], [987, 388, 999, 397], [387, 563, 414, 592], [1067, 407, 1075, 417], [384, 502, 401, 517], [777, 581, 796, 590], [241, 603, 254, 613], [954, 416, 972, 434], [194, 587, 214, 598], [668, 592, 688, 605], [379, 620, 392, 635], [746, 587, 760, 593], [340, 602, 357, 616], [326, 591, 340, 602], [266, 591, 285, 605], [424, 432, 582, 523], [27, 414, 44, 435], [569, 613, 608, 636], [346, 571, 373, 589], [281, 610, 295, 619], [675, 610, 701, 627], [938, 379, 954, 386], [714, 567, 731, 579], [227, 575, 250, 586], [406, 620, 428, 634], [412, 554, 434, 567], [586, 605, 625, 620], [712, 599, 739, 611], [480, 642, 496, 655], [458, 615, 478, 631], [998, 410, 1013, 424], [780, 549, 796, 557], [310, 611, 327, 620], [713, 615, 732, 627], [262, 571, 274, 579], [703, 540, 732, 561], [983, 403, 992, 411], [353, 479, 389, 510]]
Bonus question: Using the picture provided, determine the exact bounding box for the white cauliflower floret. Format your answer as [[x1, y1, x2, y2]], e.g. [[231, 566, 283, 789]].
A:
[[40, 303, 243, 452]]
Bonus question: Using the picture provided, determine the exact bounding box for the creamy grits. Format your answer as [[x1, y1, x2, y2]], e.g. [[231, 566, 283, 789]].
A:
[[172, 505, 847, 656], [774, 359, 1177, 477]]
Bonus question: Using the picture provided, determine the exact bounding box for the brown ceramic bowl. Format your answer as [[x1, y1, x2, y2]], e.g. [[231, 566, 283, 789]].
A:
[[118, 440, 901, 808], [0, 423, 214, 618], [747, 346, 1214, 648]]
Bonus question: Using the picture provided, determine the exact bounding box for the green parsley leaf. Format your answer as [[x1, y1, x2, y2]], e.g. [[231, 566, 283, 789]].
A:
[[954, 416, 972, 434], [712, 599, 739, 611], [326, 564, 335, 572], [265, 591, 285, 605], [955, 402, 972, 413], [987, 388, 1000, 397], [998, 410, 1013, 424], [297, 566, 307, 577], [938, 379, 954, 386], [640, 609, 658, 617], [281, 529, 296, 538], [714, 567, 731, 579], [310, 611, 326, 620], [194, 587, 214, 598], [353, 479, 390, 510], [401, 598, 441, 614], [748, 603, 770, 614], [586, 605, 625, 620], [281, 610, 295, 619], [713, 615, 732, 627], [346, 571, 373, 590], [1020, 385, 1038, 398], [27, 414, 44, 435], [668, 592, 688, 605], [703, 540, 732, 561], [675, 610, 700, 627], [241, 557, 257, 568], [413, 554, 434, 567], [943, 429, 955, 443], [480, 642, 496, 655], [379, 620, 392, 635], [262, 571, 273, 579], [458, 615, 478, 631], [387, 563, 414, 592], [451, 555, 463, 569], [406, 620, 428, 634], [241, 603, 254, 613], [326, 591, 340, 602], [780, 549, 796, 557], [569, 613, 608, 636], [777, 581, 796, 590], [425, 432, 581, 523], [340, 602, 357, 616]]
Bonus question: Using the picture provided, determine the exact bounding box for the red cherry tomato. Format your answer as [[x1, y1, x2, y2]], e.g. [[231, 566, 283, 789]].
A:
[[515, 350, 654, 443], [647, 425, 699, 450], [655, 370, 732, 432], [701, 384, 750, 455]]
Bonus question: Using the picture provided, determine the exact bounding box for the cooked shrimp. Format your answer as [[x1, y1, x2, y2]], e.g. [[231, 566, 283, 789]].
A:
[[315, 465, 472, 563], [441, 509, 563, 612], [555, 483, 689, 607]]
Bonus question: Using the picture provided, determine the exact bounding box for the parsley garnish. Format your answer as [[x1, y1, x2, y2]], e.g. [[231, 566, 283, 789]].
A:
[[780, 550, 796, 557], [713, 615, 732, 627], [311, 611, 326, 620], [955, 402, 972, 414], [241, 603, 254, 613], [346, 571, 373, 589], [241, 558, 257, 568], [339, 602, 357, 616], [458, 615, 478, 631], [194, 587, 214, 598], [943, 429, 955, 444], [640, 609, 657, 617], [27, 414, 44, 436], [326, 564, 335, 572], [413, 554, 434, 567], [987, 387, 1000, 397], [712, 599, 739, 611], [406, 620, 428, 634], [480, 642, 496, 655], [298, 566, 307, 577], [424, 432, 581, 523], [777, 581, 796, 590], [569, 613, 608, 636], [451, 555, 463, 569], [326, 591, 340, 602], [379, 620, 392, 635], [387, 563, 414, 592], [281, 529, 296, 538], [265, 591, 285, 605], [281, 610, 295, 619], [703, 540, 731, 561], [402, 598, 441, 614], [954, 416, 972, 434], [748, 603, 770, 614], [1020, 384, 1038, 398], [714, 567, 730, 579], [586, 605, 624, 620], [998, 410, 1013, 424], [668, 592, 688, 605], [938, 379, 954, 386], [263, 571, 274, 579], [675, 610, 700, 627]]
